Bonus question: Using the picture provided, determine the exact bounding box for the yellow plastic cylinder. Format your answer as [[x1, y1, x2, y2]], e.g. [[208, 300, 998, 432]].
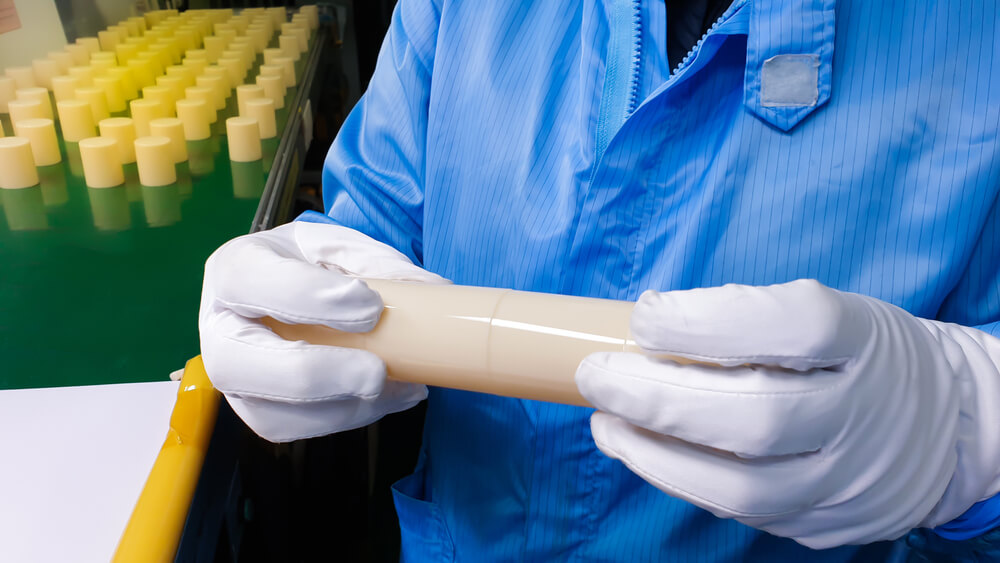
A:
[[65, 44, 91, 66], [149, 118, 187, 163], [51, 76, 81, 104], [98, 30, 121, 52], [75, 87, 111, 123], [77, 37, 101, 56], [156, 75, 188, 105], [262, 48, 283, 66], [129, 98, 167, 138], [48, 51, 74, 74], [93, 76, 127, 113], [203, 36, 226, 62], [32, 59, 60, 90], [244, 98, 276, 139], [107, 67, 139, 101], [175, 99, 211, 140], [181, 57, 208, 77], [236, 84, 264, 117], [195, 75, 227, 110], [8, 99, 47, 125], [0, 138, 39, 189], [127, 59, 156, 89], [273, 57, 297, 87], [99, 117, 138, 164], [226, 117, 261, 162], [183, 86, 217, 122], [0, 76, 16, 112], [166, 65, 196, 89], [79, 137, 124, 188], [278, 35, 300, 61], [134, 136, 177, 186], [255, 74, 285, 110], [218, 57, 244, 85], [15, 118, 61, 166], [6, 66, 36, 89], [68, 66, 95, 87], [57, 100, 96, 142], [142, 86, 176, 117], [16, 88, 53, 120]]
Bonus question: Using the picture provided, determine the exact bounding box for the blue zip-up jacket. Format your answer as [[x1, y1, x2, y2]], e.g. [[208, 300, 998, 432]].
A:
[[302, 0, 1000, 559]]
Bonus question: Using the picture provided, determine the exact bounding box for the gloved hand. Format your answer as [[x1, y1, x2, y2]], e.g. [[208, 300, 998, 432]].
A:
[[199, 222, 447, 443], [576, 279, 1000, 548]]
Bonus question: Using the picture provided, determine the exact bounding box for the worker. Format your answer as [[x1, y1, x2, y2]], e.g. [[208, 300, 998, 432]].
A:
[[199, 0, 1000, 560]]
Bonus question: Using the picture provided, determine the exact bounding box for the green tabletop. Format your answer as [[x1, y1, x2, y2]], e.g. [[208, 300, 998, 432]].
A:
[[0, 54, 309, 391]]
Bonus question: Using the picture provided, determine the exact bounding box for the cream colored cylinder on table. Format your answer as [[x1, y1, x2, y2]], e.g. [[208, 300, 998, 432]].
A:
[[15, 119, 61, 166], [93, 76, 126, 113], [256, 74, 285, 110], [156, 75, 187, 105], [0, 138, 39, 189], [244, 98, 276, 139], [66, 44, 90, 66], [134, 136, 176, 186], [273, 57, 297, 87], [48, 51, 74, 74], [78, 137, 124, 188], [278, 35, 300, 61], [57, 100, 96, 141], [7, 99, 46, 125], [32, 59, 60, 90], [166, 65, 196, 89], [107, 67, 138, 100], [175, 99, 211, 140], [6, 67, 36, 89], [226, 117, 261, 162], [127, 59, 156, 89], [184, 87, 217, 122], [51, 76, 80, 104], [89, 58, 115, 73], [262, 48, 283, 66], [68, 66, 94, 87], [203, 36, 225, 62], [218, 57, 244, 85], [264, 281, 654, 407], [77, 37, 100, 56], [195, 75, 227, 110], [15, 88, 53, 120], [236, 84, 264, 117], [130, 98, 166, 137], [99, 117, 137, 163], [75, 87, 110, 123], [142, 85, 176, 117], [0, 76, 16, 112], [98, 30, 121, 52], [149, 118, 187, 162], [182, 57, 208, 76]]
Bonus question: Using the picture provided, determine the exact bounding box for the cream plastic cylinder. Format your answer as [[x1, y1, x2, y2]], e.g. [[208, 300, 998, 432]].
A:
[[129, 98, 166, 137], [7, 99, 47, 124], [75, 87, 110, 123], [195, 75, 228, 110], [68, 66, 95, 87], [175, 99, 211, 140], [51, 76, 81, 104], [0, 138, 39, 189], [278, 35, 300, 61], [107, 67, 139, 100], [79, 137, 124, 188], [93, 76, 127, 113], [77, 37, 101, 56], [262, 48, 283, 66], [203, 36, 226, 62], [127, 59, 156, 89], [183, 87, 217, 122], [15, 88, 53, 120], [142, 86, 176, 116], [57, 100, 96, 141], [0, 76, 16, 112], [134, 136, 177, 186], [98, 117, 137, 163], [255, 74, 285, 110], [66, 44, 91, 66], [6, 67, 36, 89], [264, 281, 647, 407], [244, 98, 276, 139], [48, 51, 74, 74], [32, 59, 60, 90], [15, 118, 61, 166], [149, 118, 187, 162], [218, 57, 244, 85], [156, 75, 188, 105], [273, 57, 297, 87], [166, 65, 196, 89], [226, 117, 261, 162], [236, 84, 264, 117], [182, 57, 208, 77]]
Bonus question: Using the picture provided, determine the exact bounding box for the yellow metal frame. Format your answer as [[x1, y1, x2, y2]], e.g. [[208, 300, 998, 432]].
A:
[[113, 356, 220, 562]]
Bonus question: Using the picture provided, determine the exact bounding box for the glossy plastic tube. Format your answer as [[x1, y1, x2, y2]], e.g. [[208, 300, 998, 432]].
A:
[[265, 280, 652, 407]]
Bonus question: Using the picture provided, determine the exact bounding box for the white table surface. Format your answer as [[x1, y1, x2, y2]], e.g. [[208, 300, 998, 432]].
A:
[[0, 380, 179, 563]]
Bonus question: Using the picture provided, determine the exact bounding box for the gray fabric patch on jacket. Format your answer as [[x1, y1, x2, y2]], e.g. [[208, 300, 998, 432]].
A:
[[761, 54, 820, 107]]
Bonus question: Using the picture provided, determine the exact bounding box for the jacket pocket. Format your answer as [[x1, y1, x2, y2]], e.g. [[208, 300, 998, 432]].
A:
[[392, 469, 456, 562]]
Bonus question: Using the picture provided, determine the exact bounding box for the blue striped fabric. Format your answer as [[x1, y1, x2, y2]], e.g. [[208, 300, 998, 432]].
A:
[[301, 0, 1000, 560]]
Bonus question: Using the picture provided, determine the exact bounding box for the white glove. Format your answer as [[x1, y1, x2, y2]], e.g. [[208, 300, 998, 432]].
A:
[[576, 279, 1000, 548], [199, 222, 447, 443]]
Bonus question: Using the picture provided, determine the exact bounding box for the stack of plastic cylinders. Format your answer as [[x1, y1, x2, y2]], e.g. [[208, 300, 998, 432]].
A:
[[244, 98, 276, 139], [15, 119, 61, 166], [16, 88, 53, 120], [226, 117, 261, 162], [0, 138, 39, 188], [134, 136, 176, 186], [149, 118, 187, 162], [56, 100, 96, 141], [99, 117, 137, 164], [79, 137, 124, 188]]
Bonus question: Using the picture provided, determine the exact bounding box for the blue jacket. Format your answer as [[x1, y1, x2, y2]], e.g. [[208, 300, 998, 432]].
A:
[[303, 0, 1000, 559]]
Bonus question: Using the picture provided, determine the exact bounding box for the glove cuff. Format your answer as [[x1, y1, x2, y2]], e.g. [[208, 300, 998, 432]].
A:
[[933, 494, 1000, 541]]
